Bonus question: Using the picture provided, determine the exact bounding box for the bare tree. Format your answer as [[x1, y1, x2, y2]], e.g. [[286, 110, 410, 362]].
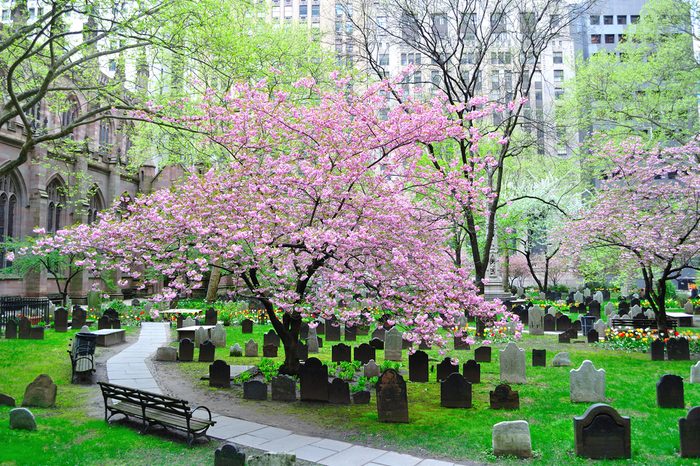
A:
[[343, 0, 593, 290]]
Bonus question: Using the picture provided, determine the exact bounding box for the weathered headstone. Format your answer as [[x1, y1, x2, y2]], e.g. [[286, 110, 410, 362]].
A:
[[241, 318, 253, 334], [593, 291, 604, 304], [18, 317, 31, 339], [679, 406, 700, 458], [263, 344, 278, 358], [21, 374, 57, 408], [198, 340, 216, 362], [463, 360, 480, 384], [179, 338, 194, 361], [570, 360, 606, 403], [344, 324, 357, 341], [556, 315, 571, 332], [5, 319, 17, 339], [547, 306, 557, 316], [247, 453, 296, 466], [332, 343, 351, 363], [440, 372, 472, 408], [54, 308, 68, 332], [408, 350, 428, 382], [668, 338, 690, 361], [657, 374, 684, 409], [376, 369, 409, 423], [210, 324, 227, 348], [364, 359, 380, 378], [532, 349, 546, 367], [271, 375, 296, 402], [209, 360, 231, 388], [644, 309, 656, 320], [353, 390, 371, 404], [9, 408, 36, 431], [500, 342, 526, 384], [155, 346, 178, 361], [593, 319, 606, 337], [543, 314, 555, 332], [604, 302, 615, 316], [0, 393, 16, 407], [176, 315, 183, 329], [299, 357, 329, 402], [229, 343, 242, 357], [354, 343, 376, 365], [583, 288, 591, 298], [588, 301, 601, 318], [328, 378, 351, 405], [587, 329, 599, 343], [490, 384, 519, 410], [205, 308, 218, 326], [369, 337, 384, 350], [384, 327, 403, 361], [574, 291, 583, 302], [618, 301, 630, 315], [243, 380, 267, 400], [630, 304, 642, 318], [492, 420, 532, 458], [183, 316, 195, 328], [528, 306, 544, 335], [306, 326, 319, 354], [71, 308, 86, 329], [194, 326, 208, 347], [574, 403, 631, 459], [691, 361, 700, 384], [245, 339, 258, 357], [214, 444, 246, 466], [475, 346, 492, 363], [437, 357, 459, 382], [552, 352, 571, 367], [684, 301, 695, 314], [371, 327, 385, 341], [325, 323, 341, 342]]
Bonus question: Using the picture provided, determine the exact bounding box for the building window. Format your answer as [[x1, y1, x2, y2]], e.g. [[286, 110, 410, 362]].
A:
[[61, 98, 79, 139], [400, 52, 421, 65], [631, 15, 640, 24], [299, 4, 307, 16], [311, 4, 319, 17], [617, 15, 627, 25], [553, 69, 564, 83], [589, 15, 600, 25], [413, 71, 421, 85], [591, 34, 601, 44], [555, 89, 564, 100], [46, 179, 66, 234], [99, 120, 112, 153], [605, 34, 615, 44], [603, 15, 613, 25], [553, 51, 563, 64], [87, 187, 103, 225], [378, 53, 389, 66], [0, 175, 19, 268]]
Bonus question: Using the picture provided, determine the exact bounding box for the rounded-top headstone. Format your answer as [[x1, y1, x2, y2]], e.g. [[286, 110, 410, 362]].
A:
[[552, 352, 571, 367], [230, 343, 242, 357], [155, 346, 178, 362], [9, 407, 36, 430], [492, 420, 532, 458]]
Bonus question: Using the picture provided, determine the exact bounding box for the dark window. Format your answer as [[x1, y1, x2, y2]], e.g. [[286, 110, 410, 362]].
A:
[[590, 15, 600, 25], [299, 4, 307, 16], [631, 15, 640, 24], [603, 15, 613, 25], [553, 51, 563, 64], [99, 120, 112, 153], [617, 15, 626, 25], [46, 179, 66, 234], [87, 187, 103, 225], [61, 98, 79, 139], [0, 175, 19, 268], [591, 34, 601, 44], [605, 34, 615, 44]]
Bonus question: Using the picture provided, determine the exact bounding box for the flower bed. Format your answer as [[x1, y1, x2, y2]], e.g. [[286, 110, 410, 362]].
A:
[[600, 328, 700, 353]]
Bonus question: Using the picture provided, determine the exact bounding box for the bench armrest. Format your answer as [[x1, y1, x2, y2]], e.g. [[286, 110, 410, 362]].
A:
[[191, 406, 215, 424]]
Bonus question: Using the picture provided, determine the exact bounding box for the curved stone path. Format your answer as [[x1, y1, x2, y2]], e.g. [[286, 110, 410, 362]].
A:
[[106, 322, 463, 466]]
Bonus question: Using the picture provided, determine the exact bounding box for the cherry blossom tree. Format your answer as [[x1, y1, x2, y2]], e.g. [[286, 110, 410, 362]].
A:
[[67, 77, 520, 374], [564, 137, 700, 333]]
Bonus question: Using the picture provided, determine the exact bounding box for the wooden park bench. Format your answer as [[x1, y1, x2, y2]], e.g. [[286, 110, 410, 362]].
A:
[[68, 333, 96, 383], [97, 382, 216, 446], [611, 318, 678, 330]]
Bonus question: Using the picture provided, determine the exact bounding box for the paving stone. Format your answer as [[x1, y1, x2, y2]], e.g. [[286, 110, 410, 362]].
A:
[[289, 444, 336, 462], [312, 438, 353, 451], [252, 426, 292, 440], [229, 433, 273, 448], [260, 434, 320, 453], [319, 445, 387, 466], [208, 419, 266, 439], [372, 451, 422, 466]]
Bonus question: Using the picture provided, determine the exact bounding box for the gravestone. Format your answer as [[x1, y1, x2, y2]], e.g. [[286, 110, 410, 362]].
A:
[[214, 444, 246, 466], [552, 352, 571, 367], [179, 338, 194, 362], [593, 319, 606, 337], [668, 338, 690, 360], [0, 393, 15, 407], [205, 308, 218, 325], [463, 360, 481, 384], [583, 288, 591, 298], [353, 390, 371, 404], [364, 360, 380, 378], [245, 339, 258, 357], [325, 323, 341, 342], [574, 403, 631, 459], [543, 314, 555, 332], [369, 337, 384, 350], [194, 327, 208, 347], [593, 291, 604, 304], [475, 346, 492, 363], [263, 344, 278, 358], [211, 324, 227, 348], [371, 327, 386, 342], [54, 308, 68, 332], [103, 308, 119, 321], [630, 305, 642, 318], [315, 320, 325, 335], [441, 372, 472, 408], [243, 380, 267, 400], [247, 453, 296, 466], [500, 342, 526, 384], [437, 357, 459, 381], [644, 309, 656, 319], [657, 374, 684, 409], [559, 331, 571, 344], [454, 335, 470, 350], [306, 326, 319, 353], [409, 350, 429, 382], [556, 315, 571, 332], [376, 369, 409, 423], [587, 329, 599, 343], [618, 301, 630, 315], [155, 346, 177, 361], [679, 406, 700, 458], [332, 343, 351, 363], [71, 308, 86, 329], [490, 384, 519, 410], [176, 315, 183, 329], [263, 330, 280, 347], [299, 358, 329, 402], [18, 317, 31, 339], [9, 408, 36, 431], [528, 306, 544, 335], [574, 291, 583, 303], [271, 375, 296, 402], [229, 343, 242, 357], [354, 343, 376, 365], [183, 316, 196, 328], [344, 325, 356, 341], [5, 319, 17, 339], [241, 318, 253, 334], [547, 306, 557, 316], [209, 360, 231, 388], [532, 349, 546, 367], [572, 319, 582, 333], [492, 420, 532, 458], [604, 302, 615, 317], [691, 361, 700, 383], [570, 360, 606, 402], [296, 341, 308, 361], [684, 301, 695, 314], [198, 340, 216, 362], [384, 327, 403, 361], [21, 374, 57, 408], [328, 378, 351, 405], [588, 301, 601, 318]]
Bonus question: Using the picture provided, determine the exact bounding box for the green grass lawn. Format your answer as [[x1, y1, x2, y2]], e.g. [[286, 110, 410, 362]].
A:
[[173, 324, 700, 465], [0, 327, 216, 466]]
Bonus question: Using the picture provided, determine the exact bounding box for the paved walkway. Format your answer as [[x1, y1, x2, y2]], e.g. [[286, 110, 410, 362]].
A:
[[105, 322, 461, 466]]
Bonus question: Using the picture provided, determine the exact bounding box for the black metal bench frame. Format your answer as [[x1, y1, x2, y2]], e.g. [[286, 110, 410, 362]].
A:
[[68, 335, 96, 383], [98, 382, 215, 446], [611, 318, 678, 330]]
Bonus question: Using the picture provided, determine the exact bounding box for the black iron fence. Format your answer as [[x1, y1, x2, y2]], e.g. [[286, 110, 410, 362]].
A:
[[0, 296, 51, 328]]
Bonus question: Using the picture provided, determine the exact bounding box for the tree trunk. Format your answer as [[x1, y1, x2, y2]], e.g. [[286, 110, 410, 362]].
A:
[[655, 278, 669, 337], [206, 264, 222, 302], [260, 298, 302, 375]]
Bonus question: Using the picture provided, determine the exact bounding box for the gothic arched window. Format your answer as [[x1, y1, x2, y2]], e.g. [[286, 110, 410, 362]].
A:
[[87, 186, 104, 225], [0, 174, 20, 268], [47, 178, 66, 233]]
